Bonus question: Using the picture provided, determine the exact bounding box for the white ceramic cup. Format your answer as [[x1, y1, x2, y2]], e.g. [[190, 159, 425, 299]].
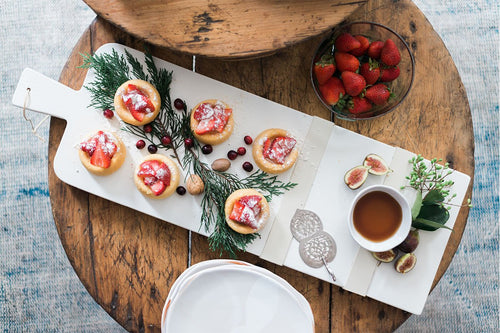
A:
[[348, 185, 411, 252]]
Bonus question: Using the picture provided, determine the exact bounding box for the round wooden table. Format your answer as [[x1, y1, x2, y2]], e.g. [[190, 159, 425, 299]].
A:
[[49, 0, 474, 331]]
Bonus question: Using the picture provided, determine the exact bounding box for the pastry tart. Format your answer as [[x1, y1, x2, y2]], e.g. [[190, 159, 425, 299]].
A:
[[78, 130, 126, 176], [224, 189, 270, 234], [252, 128, 298, 174], [114, 79, 161, 126], [190, 99, 234, 145], [134, 154, 180, 199]]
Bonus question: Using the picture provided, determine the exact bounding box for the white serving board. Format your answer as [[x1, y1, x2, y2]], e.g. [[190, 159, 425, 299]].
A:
[[12, 43, 470, 315]]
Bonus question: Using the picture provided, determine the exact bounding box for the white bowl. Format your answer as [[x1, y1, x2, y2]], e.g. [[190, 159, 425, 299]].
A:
[[348, 185, 411, 252]]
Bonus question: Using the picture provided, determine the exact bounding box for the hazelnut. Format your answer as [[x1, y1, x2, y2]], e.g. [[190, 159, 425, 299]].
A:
[[186, 174, 204, 195]]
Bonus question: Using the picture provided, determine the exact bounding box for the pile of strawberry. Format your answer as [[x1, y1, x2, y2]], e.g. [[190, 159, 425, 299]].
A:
[[314, 32, 401, 115]]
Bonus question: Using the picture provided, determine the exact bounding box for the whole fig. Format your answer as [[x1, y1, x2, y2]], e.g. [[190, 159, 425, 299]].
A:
[[397, 229, 420, 253]]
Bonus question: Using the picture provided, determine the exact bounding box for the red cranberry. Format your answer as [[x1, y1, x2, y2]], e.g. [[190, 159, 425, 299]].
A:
[[237, 147, 246, 156], [136, 140, 146, 149], [161, 135, 172, 145], [144, 124, 153, 133], [201, 144, 213, 154], [244, 135, 253, 145], [176, 186, 187, 195], [242, 161, 254, 172], [103, 109, 114, 119], [227, 150, 238, 160], [147, 144, 158, 154], [184, 138, 194, 149], [174, 98, 185, 110]]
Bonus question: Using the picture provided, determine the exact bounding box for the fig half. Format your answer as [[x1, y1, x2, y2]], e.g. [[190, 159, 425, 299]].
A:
[[397, 229, 420, 253], [372, 249, 398, 263], [363, 154, 391, 175], [395, 253, 417, 273], [344, 165, 369, 190]]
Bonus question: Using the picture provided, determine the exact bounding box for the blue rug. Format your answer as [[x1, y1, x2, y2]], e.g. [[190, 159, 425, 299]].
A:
[[0, 0, 497, 331]]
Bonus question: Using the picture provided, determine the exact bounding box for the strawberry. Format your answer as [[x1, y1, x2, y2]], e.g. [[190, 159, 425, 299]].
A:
[[379, 66, 400, 82], [155, 164, 171, 187], [313, 54, 336, 85], [268, 136, 296, 164], [365, 84, 392, 105], [350, 35, 370, 56], [360, 61, 380, 85], [334, 52, 359, 72], [318, 77, 345, 105], [195, 118, 216, 134], [149, 180, 166, 196], [194, 103, 231, 133], [347, 96, 372, 114], [380, 39, 401, 66], [90, 145, 111, 168], [123, 84, 155, 121], [137, 160, 161, 177], [229, 195, 262, 229], [367, 41, 384, 59], [334, 32, 361, 52], [262, 138, 273, 159], [341, 71, 366, 97]]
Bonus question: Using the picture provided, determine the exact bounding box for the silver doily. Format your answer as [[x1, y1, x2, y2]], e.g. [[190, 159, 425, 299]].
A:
[[290, 209, 323, 241], [299, 231, 337, 269]]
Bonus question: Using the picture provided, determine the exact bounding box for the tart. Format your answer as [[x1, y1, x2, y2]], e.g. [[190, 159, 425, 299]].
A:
[[114, 79, 161, 126], [134, 154, 180, 199], [252, 128, 298, 174], [224, 189, 270, 234], [190, 99, 234, 145], [78, 130, 126, 176]]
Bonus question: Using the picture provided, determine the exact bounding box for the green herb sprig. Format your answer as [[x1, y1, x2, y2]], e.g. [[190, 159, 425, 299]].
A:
[[402, 155, 471, 231], [80, 48, 296, 256]]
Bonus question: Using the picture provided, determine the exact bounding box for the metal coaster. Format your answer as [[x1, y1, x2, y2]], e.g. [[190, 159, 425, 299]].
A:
[[290, 209, 324, 241], [299, 231, 337, 268]]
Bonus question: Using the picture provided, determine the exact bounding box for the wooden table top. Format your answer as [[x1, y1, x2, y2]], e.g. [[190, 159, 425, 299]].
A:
[[82, 0, 366, 59], [49, 0, 474, 331]]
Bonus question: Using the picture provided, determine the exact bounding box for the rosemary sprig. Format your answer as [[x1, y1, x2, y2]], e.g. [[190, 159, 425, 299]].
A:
[[80, 47, 296, 256]]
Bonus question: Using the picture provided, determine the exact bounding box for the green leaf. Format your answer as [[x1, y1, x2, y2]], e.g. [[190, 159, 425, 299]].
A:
[[422, 189, 445, 205], [411, 191, 422, 219], [412, 204, 450, 231]]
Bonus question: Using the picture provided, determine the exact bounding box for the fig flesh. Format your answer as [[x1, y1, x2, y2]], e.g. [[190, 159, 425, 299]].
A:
[[344, 166, 369, 190], [372, 249, 398, 263], [395, 253, 417, 273], [397, 229, 420, 253], [363, 154, 391, 175]]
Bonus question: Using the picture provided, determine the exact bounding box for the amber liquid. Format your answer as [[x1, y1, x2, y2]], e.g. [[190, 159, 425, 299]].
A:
[[353, 191, 402, 242]]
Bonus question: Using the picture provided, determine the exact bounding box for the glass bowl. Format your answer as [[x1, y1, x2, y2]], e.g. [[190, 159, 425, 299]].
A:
[[311, 21, 415, 121]]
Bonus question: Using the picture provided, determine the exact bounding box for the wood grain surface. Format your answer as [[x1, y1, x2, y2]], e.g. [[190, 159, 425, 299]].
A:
[[82, 0, 366, 59], [48, 0, 474, 332]]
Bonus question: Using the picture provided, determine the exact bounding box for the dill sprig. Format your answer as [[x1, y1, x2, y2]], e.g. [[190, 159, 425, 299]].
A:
[[80, 47, 296, 256]]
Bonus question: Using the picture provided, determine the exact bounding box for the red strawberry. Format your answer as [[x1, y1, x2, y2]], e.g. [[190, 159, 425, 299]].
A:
[[341, 71, 366, 97], [155, 164, 171, 187], [123, 84, 154, 121], [262, 138, 273, 159], [268, 136, 296, 164], [313, 54, 336, 85], [318, 77, 345, 105], [348, 96, 372, 114], [350, 35, 370, 56], [334, 52, 359, 72], [365, 84, 392, 105], [334, 32, 361, 52], [367, 41, 384, 59], [149, 180, 166, 196], [360, 61, 380, 85], [380, 66, 400, 82], [380, 39, 401, 66], [90, 145, 111, 168], [137, 160, 161, 177], [229, 196, 262, 228]]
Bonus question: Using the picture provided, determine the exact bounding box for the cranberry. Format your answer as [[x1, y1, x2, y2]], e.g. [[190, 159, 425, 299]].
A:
[[174, 98, 185, 110], [143, 124, 153, 133], [176, 186, 187, 195], [242, 161, 254, 172], [201, 144, 213, 154], [237, 147, 246, 156], [136, 140, 146, 149], [227, 150, 238, 160], [103, 109, 114, 119], [244, 135, 253, 145], [161, 135, 172, 145], [184, 138, 194, 149], [147, 144, 158, 154]]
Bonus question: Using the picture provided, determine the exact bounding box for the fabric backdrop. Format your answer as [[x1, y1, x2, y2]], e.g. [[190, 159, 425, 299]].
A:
[[0, 0, 497, 331]]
